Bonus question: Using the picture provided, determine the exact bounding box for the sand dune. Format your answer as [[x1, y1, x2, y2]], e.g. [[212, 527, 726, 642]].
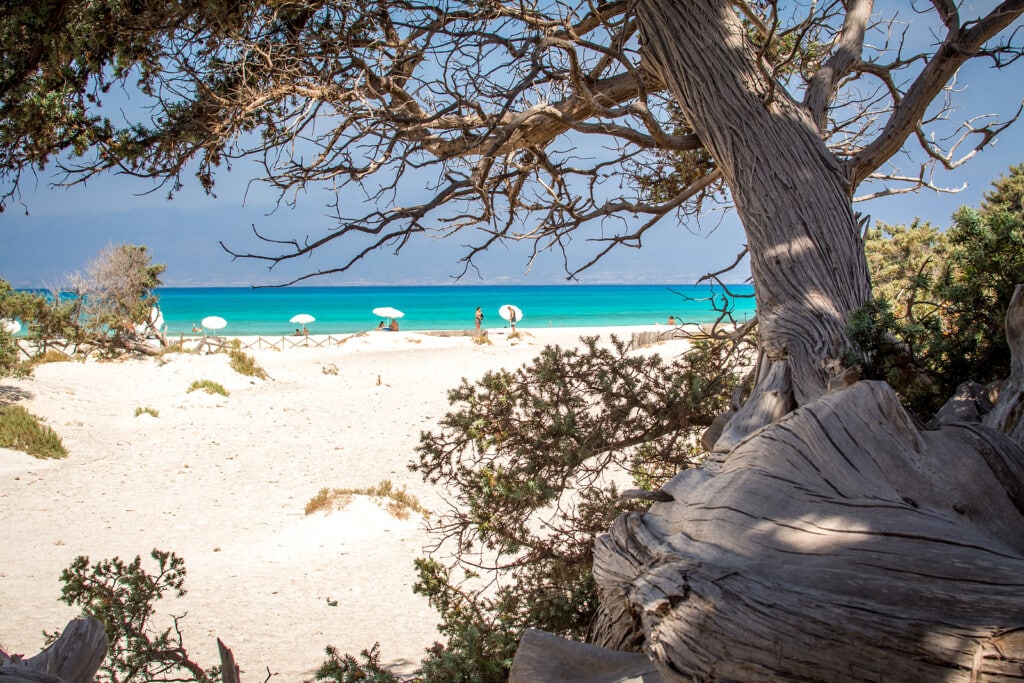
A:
[[0, 326, 690, 679]]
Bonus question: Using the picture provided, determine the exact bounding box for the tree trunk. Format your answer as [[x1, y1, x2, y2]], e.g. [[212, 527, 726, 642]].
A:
[[506, 3, 1024, 681], [638, 0, 870, 450], [0, 618, 107, 683]]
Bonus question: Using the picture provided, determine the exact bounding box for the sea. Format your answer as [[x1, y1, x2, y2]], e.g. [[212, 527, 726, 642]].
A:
[[153, 284, 756, 336]]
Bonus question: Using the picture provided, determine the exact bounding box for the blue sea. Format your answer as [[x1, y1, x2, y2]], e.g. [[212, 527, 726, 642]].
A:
[[152, 284, 755, 336]]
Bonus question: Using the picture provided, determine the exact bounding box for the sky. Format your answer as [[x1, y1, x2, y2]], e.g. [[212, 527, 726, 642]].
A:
[[2, 8, 1022, 289]]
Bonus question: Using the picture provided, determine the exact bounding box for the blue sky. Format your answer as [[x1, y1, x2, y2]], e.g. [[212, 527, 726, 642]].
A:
[[2, 14, 1022, 289]]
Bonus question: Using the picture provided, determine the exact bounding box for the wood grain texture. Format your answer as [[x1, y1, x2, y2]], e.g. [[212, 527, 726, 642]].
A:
[[0, 618, 107, 683], [592, 381, 1024, 681]]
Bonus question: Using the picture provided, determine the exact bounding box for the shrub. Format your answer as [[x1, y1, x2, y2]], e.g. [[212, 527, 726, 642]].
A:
[[305, 480, 428, 520], [227, 347, 268, 379], [187, 379, 229, 396], [0, 327, 28, 378], [54, 550, 216, 683], [310, 644, 401, 683], [405, 335, 748, 678], [0, 404, 67, 459], [134, 406, 159, 418], [28, 349, 72, 366]]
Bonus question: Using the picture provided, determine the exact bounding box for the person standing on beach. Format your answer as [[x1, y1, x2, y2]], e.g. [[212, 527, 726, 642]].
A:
[[475, 306, 483, 331], [509, 308, 517, 332]]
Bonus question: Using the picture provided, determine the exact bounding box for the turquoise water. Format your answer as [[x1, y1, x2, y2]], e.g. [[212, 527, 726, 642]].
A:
[[151, 284, 755, 336]]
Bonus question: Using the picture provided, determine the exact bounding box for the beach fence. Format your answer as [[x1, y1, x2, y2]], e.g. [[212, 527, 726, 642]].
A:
[[629, 328, 686, 350], [193, 334, 356, 352]]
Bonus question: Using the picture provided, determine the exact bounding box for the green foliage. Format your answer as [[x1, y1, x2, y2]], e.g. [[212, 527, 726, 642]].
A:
[[310, 644, 402, 683], [0, 404, 67, 459], [413, 559, 520, 683], [227, 347, 268, 379], [56, 549, 217, 683], [82, 244, 165, 346], [935, 166, 1024, 388], [407, 335, 748, 678], [134, 406, 159, 418], [187, 379, 229, 396], [859, 164, 1024, 414], [0, 325, 26, 377], [865, 220, 946, 316], [0, 279, 83, 349]]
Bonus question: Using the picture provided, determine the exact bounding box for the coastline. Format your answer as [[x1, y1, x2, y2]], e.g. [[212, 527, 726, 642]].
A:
[[0, 324, 695, 678]]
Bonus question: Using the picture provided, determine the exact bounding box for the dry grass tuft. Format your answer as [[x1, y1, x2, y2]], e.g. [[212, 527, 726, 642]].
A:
[[304, 480, 428, 519]]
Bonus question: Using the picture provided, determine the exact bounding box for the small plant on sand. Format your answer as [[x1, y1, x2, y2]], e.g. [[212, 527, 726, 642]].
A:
[[310, 644, 400, 683], [27, 349, 72, 367], [472, 334, 492, 346], [134, 406, 159, 418], [0, 404, 67, 459], [53, 549, 217, 683], [305, 480, 428, 519], [227, 347, 267, 379], [156, 341, 190, 356], [187, 379, 229, 396]]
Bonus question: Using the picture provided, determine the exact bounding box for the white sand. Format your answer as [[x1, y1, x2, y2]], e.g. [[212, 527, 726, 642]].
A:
[[0, 325, 691, 679]]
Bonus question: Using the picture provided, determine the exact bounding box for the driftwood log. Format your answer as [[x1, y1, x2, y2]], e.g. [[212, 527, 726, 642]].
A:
[[0, 618, 106, 683], [510, 288, 1024, 681]]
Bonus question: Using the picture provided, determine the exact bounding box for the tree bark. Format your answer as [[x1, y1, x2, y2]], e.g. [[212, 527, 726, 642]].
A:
[[523, 4, 1024, 682], [0, 618, 107, 683], [986, 284, 1024, 445], [637, 0, 871, 448], [589, 382, 1024, 681]]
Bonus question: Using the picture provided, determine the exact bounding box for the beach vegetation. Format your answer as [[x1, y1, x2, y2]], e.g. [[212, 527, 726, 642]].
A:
[[408, 335, 749, 674], [305, 480, 428, 520], [76, 244, 166, 352], [0, 280, 83, 356], [134, 406, 159, 418], [227, 347, 268, 379], [7, 1, 1024, 679], [53, 549, 217, 683], [156, 341, 189, 356], [187, 379, 229, 397], [853, 164, 1024, 415], [0, 244, 166, 358], [0, 404, 68, 459], [27, 348, 73, 366], [0, 326, 28, 378], [312, 644, 400, 683]]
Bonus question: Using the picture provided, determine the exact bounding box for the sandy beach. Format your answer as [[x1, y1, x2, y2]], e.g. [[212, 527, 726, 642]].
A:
[[0, 325, 691, 680]]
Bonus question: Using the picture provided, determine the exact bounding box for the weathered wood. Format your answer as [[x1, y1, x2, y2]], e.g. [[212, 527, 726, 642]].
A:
[[930, 381, 993, 427], [509, 628, 670, 683], [217, 639, 241, 683], [590, 381, 1024, 681], [987, 284, 1024, 446], [0, 618, 107, 683]]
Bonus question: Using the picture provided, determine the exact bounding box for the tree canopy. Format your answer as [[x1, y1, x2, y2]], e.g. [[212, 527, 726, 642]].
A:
[[2, 1, 1021, 282]]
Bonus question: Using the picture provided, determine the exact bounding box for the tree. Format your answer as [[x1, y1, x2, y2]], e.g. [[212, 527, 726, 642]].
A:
[[0, 277, 83, 357], [78, 243, 166, 349], [5, 1, 1024, 679], [858, 165, 1024, 413]]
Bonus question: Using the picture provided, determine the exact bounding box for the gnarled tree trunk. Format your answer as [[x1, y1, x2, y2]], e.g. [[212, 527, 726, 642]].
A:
[[510, 2, 1024, 680], [637, 0, 870, 453], [0, 618, 107, 683]]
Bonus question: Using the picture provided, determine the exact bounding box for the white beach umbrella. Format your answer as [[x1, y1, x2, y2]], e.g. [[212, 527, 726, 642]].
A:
[[2, 318, 21, 335], [498, 304, 523, 323], [372, 306, 404, 320], [201, 315, 227, 331], [149, 305, 165, 329], [290, 313, 315, 325]]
